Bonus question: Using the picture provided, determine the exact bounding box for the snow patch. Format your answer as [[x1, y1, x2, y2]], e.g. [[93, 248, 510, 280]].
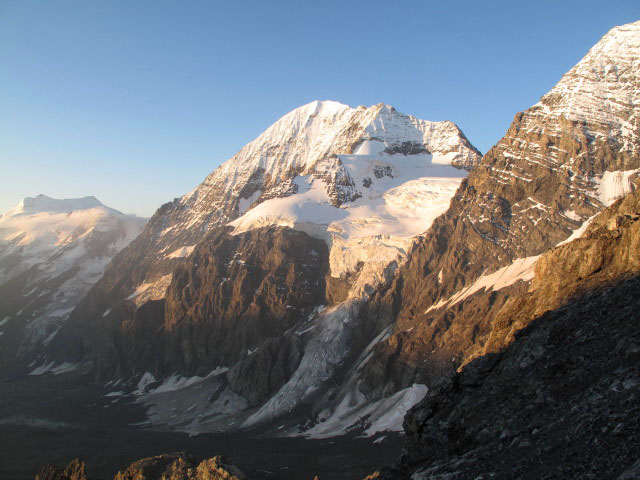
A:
[[166, 245, 196, 259], [151, 373, 205, 394], [105, 391, 125, 397], [28, 361, 81, 376], [558, 214, 599, 246], [426, 256, 540, 313], [145, 367, 228, 396], [134, 372, 157, 395], [595, 169, 638, 206], [238, 190, 262, 214], [563, 210, 582, 222], [302, 384, 428, 438], [48, 307, 75, 318], [126, 274, 173, 305]]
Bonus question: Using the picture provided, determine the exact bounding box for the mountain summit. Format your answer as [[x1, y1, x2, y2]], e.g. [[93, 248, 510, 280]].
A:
[[2, 194, 107, 218]]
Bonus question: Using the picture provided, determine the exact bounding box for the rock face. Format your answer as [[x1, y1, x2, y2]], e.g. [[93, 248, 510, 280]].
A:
[[356, 20, 640, 400], [35, 454, 246, 480], [95, 226, 329, 390], [379, 189, 640, 479], [0, 195, 146, 367]]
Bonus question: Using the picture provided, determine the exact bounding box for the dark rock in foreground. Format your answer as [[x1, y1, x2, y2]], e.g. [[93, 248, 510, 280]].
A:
[[35, 459, 87, 480]]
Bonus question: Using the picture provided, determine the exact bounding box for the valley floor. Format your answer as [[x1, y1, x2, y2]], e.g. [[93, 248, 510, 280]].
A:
[[0, 369, 402, 480]]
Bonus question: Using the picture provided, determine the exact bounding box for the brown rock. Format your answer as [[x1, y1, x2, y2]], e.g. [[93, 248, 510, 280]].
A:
[[35, 459, 87, 480]]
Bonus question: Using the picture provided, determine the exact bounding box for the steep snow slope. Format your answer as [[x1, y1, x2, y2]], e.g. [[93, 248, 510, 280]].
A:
[[0, 195, 146, 364]]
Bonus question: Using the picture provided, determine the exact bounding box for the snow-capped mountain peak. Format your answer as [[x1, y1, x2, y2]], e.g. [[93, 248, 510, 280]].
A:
[[173, 100, 480, 247], [3, 194, 110, 219], [536, 20, 640, 152], [46, 101, 481, 436], [103, 101, 481, 309]]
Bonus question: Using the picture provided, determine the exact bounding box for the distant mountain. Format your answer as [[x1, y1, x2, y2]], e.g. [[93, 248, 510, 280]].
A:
[[0, 195, 146, 367]]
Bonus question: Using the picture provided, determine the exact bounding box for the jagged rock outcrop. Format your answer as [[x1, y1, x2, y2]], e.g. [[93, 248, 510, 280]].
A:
[[0, 195, 146, 367], [114, 453, 245, 480], [356, 20, 640, 399], [35, 454, 246, 480], [35, 458, 88, 480], [377, 188, 640, 479]]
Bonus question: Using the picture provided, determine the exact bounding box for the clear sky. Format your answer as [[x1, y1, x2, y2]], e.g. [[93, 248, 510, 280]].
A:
[[1, 1, 638, 217]]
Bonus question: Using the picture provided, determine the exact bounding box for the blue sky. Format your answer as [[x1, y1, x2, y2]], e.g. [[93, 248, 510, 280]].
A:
[[1, 1, 638, 217]]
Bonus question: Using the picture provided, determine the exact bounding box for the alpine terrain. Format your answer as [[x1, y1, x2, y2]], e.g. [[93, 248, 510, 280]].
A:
[[2, 18, 640, 480]]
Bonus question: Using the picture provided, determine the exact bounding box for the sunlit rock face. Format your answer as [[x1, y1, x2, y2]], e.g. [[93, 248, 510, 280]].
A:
[[380, 187, 640, 479]]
